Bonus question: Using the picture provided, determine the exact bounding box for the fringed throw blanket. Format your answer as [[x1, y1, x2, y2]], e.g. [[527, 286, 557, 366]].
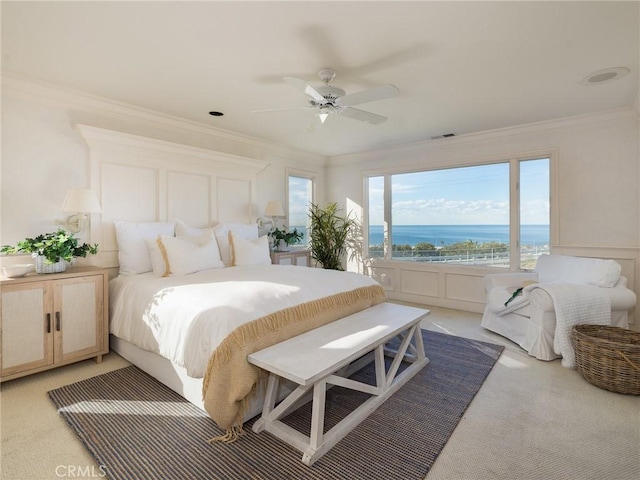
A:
[[202, 284, 387, 436]]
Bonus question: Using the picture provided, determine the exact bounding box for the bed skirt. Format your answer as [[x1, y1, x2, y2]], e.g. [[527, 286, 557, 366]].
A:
[[110, 335, 288, 421]]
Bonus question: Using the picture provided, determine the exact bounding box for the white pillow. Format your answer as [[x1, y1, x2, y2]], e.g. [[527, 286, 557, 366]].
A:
[[214, 223, 259, 266], [229, 232, 271, 266], [175, 219, 205, 236], [157, 234, 224, 276], [115, 221, 175, 275], [175, 220, 214, 245], [535, 254, 621, 287]]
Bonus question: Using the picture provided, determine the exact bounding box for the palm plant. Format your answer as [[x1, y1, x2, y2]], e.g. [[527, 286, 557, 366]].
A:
[[308, 202, 356, 270]]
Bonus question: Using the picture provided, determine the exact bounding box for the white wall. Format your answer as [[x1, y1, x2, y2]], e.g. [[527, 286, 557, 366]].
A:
[[327, 108, 640, 328], [1, 76, 326, 249], [3, 76, 638, 327]]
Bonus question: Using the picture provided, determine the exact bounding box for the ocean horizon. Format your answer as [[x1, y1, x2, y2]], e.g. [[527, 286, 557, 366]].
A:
[[291, 224, 549, 247], [368, 224, 549, 247]]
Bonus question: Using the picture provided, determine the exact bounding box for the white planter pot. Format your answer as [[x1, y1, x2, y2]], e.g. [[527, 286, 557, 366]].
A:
[[34, 255, 67, 274]]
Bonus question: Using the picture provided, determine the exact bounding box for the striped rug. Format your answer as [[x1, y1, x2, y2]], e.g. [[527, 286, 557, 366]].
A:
[[48, 330, 503, 480]]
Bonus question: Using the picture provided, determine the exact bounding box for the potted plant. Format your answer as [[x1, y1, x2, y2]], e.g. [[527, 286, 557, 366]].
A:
[[268, 226, 304, 252], [1, 229, 99, 274], [308, 202, 356, 270]]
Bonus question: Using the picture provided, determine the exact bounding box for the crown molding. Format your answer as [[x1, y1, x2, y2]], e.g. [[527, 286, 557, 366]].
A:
[[2, 72, 327, 166], [76, 124, 270, 173], [330, 107, 638, 166]]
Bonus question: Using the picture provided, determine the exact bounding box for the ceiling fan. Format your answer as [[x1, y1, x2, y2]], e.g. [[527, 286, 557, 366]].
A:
[[253, 69, 399, 125]]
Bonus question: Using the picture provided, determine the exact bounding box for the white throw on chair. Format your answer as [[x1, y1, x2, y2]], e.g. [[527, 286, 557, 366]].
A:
[[481, 254, 637, 366]]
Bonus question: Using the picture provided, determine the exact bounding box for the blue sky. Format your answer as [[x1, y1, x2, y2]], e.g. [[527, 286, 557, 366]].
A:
[[368, 159, 549, 225], [288, 176, 313, 227]]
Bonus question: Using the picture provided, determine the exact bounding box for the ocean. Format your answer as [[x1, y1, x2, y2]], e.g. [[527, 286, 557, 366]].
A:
[[289, 224, 549, 247], [367, 224, 549, 247]]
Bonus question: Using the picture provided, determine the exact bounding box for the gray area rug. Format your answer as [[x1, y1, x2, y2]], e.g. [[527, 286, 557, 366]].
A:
[[48, 330, 503, 480]]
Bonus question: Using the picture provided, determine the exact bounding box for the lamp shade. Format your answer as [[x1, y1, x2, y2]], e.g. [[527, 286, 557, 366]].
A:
[[61, 189, 102, 213], [264, 200, 284, 217]]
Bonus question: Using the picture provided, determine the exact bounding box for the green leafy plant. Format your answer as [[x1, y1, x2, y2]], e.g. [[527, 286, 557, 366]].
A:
[[1, 229, 99, 264], [308, 202, 356, 271], [268, 227, 303, 246]]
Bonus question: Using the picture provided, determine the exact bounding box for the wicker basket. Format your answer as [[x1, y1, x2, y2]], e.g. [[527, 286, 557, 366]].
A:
[[572, 324, 640, 395]]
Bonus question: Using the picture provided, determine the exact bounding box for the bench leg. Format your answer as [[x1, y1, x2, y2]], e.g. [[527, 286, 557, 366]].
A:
[[252, 373, 279, 433], [303, 380, 327, 465]]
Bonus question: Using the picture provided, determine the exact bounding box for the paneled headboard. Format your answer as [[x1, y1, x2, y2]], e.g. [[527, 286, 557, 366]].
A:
[[78, 125, 269, 268]]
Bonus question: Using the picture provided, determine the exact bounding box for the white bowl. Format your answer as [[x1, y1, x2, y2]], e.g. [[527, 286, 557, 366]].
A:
[[1, 264, 34, 278]]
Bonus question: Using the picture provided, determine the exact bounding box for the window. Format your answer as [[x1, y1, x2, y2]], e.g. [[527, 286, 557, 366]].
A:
[[366, 157, 550, 269], [519, 158, 550, 269], [367, 176, 385, 258], [287, 173, 315, 244]]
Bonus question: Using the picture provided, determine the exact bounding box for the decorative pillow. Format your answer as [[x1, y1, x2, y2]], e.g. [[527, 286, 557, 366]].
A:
[[229, 232, 271, 266], [115, 221, 175, 275], [535, 254, 621, 287], [157, 234, 224, 276], [145, 237, 169, 276], [214, 223, 259, 266]]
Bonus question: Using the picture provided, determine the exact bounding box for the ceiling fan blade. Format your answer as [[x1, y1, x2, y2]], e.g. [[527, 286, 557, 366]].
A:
[[283, 76, 326, 104], [339, 107, 388, 125], [339, 84, 399, 107]]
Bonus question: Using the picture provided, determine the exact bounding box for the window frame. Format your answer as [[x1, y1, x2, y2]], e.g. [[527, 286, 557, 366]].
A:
[[363, 150, 557, 271]]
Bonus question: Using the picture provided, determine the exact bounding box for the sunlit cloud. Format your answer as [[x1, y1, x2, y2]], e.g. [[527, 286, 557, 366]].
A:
[[370, 198, 510, 225]]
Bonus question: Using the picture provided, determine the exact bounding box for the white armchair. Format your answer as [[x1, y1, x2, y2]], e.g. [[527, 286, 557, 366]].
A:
[[481, 254, 637, 362]]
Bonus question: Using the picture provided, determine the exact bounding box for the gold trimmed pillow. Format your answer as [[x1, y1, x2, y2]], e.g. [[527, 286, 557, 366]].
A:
[[146, 237, 170, 277], [152, 234, 224, 276], [214, 223, 259, 266]]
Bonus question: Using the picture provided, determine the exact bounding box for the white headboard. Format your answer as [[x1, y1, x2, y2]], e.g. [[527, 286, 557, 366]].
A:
[[78, 125, 269, 268]]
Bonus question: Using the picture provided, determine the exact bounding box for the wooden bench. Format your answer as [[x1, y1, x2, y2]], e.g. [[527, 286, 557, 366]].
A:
[[248, 302, 430, 466]]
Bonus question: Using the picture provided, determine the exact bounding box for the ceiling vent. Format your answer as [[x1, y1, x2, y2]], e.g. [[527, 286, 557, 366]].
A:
[[430, 133, 456, 140]]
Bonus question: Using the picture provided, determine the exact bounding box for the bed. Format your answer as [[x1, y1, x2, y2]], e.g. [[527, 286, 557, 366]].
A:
[[108, 222, 387, 433], [82, 126, 387, 434]]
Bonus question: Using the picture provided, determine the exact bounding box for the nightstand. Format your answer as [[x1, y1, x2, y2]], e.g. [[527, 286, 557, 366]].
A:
[[0, 266, 109, 382], [271, 249, 311, 267]]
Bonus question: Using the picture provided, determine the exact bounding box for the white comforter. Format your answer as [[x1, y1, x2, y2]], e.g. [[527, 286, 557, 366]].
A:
[[109, 265, 380, 378]]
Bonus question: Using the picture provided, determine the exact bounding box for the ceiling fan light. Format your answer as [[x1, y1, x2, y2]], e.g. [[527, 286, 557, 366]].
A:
[[318, 112, 329, 124]]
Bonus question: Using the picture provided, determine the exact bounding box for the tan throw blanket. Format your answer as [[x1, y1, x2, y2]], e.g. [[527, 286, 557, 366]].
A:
[[202, 284, 387, 437]]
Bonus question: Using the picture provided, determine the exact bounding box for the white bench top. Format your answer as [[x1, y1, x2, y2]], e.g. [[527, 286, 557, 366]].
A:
[[248, 302, 430, 386]]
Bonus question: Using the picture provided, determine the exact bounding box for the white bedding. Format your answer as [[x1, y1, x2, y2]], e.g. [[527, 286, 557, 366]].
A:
[[109, 265, 380, 378]]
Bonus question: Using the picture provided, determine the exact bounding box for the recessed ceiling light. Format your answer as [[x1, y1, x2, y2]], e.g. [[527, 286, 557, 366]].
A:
[[580, 67, 630, 86], [209, 111, 224, 117]]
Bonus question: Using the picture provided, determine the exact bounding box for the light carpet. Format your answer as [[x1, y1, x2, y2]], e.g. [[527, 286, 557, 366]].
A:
[[48, 330, 503, 480]]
